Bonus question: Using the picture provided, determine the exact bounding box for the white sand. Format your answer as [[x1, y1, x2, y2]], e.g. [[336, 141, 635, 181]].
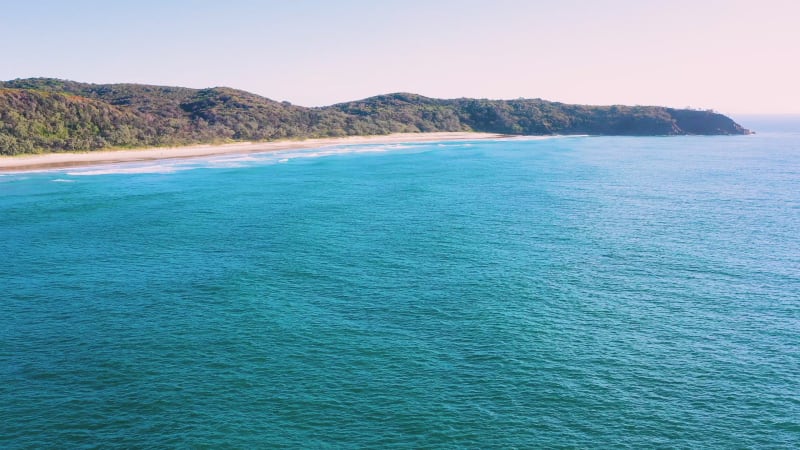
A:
[[0, 132, 504, 172]]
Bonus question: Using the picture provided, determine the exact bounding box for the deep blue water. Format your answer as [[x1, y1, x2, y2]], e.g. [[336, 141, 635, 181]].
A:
[[2, 131, 799, 448]]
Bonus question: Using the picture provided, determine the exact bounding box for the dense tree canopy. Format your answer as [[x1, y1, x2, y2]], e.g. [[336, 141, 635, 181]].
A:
[[0, 78, 750, 155]]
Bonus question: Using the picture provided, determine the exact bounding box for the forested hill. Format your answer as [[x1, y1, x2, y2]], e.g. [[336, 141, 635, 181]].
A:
[[0, 78, 750, 155]]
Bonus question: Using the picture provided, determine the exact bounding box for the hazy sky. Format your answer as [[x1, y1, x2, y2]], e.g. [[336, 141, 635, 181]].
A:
[[2, 0, 798, 113]]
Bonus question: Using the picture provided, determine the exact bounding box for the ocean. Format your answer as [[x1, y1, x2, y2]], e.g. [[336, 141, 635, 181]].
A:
[[2, 124, 799, 447]]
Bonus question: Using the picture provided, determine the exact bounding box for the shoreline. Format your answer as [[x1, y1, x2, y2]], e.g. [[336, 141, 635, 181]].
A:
[[0, 132, 505, 173]]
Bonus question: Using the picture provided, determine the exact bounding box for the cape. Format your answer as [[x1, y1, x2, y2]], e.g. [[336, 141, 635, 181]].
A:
[[0, 78, 750, 155]]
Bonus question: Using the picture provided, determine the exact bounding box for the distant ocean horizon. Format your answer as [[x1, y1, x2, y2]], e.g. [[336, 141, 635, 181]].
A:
[[2, 121, 798, 447], [732, 113, 800, 133]]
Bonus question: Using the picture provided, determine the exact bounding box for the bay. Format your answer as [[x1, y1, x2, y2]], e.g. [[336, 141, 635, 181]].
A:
[[2, 129, 799, 447]]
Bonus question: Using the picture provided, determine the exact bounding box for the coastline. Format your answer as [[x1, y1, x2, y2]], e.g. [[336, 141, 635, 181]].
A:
[[0, 132, 505, 173]]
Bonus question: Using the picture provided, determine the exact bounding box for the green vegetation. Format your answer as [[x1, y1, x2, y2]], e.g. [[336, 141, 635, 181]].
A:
[[0, 78, 750, 155]]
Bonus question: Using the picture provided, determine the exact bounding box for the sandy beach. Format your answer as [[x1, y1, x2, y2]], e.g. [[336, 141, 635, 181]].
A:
[[0, 132, 504, 172]]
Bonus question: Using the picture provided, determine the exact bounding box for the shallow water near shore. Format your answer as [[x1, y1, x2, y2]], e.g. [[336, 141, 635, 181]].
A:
[[2, 132, 799, 447]]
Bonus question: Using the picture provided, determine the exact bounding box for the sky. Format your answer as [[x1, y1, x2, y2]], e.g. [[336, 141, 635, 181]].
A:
[[1, 0, 798, 114]]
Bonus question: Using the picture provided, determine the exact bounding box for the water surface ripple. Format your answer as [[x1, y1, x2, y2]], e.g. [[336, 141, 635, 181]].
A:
[[2, 134, 799, 447]]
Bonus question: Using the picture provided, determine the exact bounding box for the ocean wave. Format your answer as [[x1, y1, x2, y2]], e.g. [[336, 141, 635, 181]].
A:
[[284, 143, 417, 159], [67, 164, 180, 176], [501, 134, 590, 141], [38, 142, 448, 176]]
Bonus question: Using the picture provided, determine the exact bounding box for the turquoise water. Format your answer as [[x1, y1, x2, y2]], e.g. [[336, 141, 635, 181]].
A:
[[2, 132, 799, 448]]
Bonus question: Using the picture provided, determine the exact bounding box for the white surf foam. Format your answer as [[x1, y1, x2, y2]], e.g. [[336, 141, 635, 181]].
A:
[[43, 141, 466, 176], [67, 163, 181, 176], [502, 134, 590, 141]]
